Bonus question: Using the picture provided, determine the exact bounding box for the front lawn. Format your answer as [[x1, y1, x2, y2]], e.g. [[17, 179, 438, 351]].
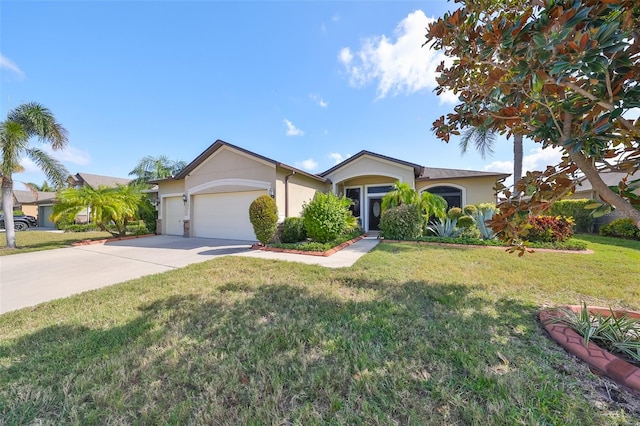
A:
[[1, 235, 639, 424], [0, 230, 113, 256]]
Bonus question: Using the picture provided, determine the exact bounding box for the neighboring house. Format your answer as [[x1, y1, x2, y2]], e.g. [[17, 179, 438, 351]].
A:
[[153, 140, 509, 241], [567, 169, 640, 230], [11, 190, 57, 227], [67, 172, 131, 189], [66, 172, 132, 224]]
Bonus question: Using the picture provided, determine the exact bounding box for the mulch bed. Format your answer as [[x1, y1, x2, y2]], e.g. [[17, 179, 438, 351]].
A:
[[71, 234, 156, 246], [251, 234, 367, 257]]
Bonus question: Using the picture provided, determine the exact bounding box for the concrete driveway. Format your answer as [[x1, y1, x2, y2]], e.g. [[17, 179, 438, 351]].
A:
[[0, 235, 252, 314]]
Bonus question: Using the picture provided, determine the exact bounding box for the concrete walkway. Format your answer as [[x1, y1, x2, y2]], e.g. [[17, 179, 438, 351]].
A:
[[0, 235, 379, 315]]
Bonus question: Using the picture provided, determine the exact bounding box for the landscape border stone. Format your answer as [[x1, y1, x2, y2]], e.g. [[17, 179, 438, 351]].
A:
[[540, 306, 640, 392]]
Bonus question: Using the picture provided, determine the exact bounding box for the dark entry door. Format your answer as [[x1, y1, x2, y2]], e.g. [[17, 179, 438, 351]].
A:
[[368, 198, 382, 230]]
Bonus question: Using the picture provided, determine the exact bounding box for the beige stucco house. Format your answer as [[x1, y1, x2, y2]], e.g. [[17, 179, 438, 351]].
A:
[[153, 140, 509, 241]]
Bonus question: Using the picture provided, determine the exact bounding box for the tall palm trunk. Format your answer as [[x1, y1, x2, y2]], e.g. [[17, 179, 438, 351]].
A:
[[513, 133, 523, 187], [513, 133, 523, 184], [2, 176, 17, 248]]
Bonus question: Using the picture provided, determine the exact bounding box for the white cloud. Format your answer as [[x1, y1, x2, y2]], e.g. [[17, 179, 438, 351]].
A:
[[310, 94, 328, 108], [522, 146, 563, 173], [0, 53, 25, 78], [284, 119, 304, 136], [331, 14, 340, 22], [484, 146, 563, 187], [338, 10, 456, 103], [329, 152, 351, 165], [295, 158, 319, 172], [18, 145, 91, 174], [43, 145, 92, 166]]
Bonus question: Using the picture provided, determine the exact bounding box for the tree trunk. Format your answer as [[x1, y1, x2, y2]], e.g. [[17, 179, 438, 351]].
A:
[[1, 176, 17, 249], [567, 150, 640, 230], [513, 133, 523, 186]]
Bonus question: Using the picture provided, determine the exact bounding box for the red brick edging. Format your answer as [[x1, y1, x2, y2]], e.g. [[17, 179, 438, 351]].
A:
[[380, 239, 593, 254], [251, 234, 366, 257], [71, 234, 156, 246], [540, 306, 640, 392]]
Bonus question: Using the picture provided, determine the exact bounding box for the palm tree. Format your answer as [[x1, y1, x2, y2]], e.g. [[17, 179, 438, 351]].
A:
[[1, 102, 68, 248], [52, 184, 144, 237], [25, 180, 56, 192], [460, 125, 523, 189], [381, 182, 418, 211], [128, 155, 187, 186]]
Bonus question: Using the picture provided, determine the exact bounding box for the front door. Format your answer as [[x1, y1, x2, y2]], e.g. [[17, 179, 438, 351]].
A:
[[368, 198, 382, 230]]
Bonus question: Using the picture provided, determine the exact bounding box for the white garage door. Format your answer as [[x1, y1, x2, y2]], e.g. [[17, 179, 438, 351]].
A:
[[192, 190, 266, 241], [164, 196, 184, 236]]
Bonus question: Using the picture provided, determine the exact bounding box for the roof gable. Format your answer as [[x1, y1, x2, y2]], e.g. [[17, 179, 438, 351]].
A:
[[173, 139, 326, 183], [417, 167, 510, 180], [319, 151, 423, 178]]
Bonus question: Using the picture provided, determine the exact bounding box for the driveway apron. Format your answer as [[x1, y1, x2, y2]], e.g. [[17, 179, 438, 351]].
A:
[[0, 236, 251, 314]]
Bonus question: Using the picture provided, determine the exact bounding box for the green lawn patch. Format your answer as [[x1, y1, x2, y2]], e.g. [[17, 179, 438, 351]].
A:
[[0, 231, 113, 256], [1, 235, 639, 423]]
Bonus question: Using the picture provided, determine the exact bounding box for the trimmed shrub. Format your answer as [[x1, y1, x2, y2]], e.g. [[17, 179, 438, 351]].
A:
[[61, 223, 100, 232], [12, 210, 25, 216], [463, 205, 478, 216], [476, 202, 496, 211], [600, 218, 640, 240], [281, 217, 307, 243], [302, 192, 357, 244], [126, 220, 150, 235], [548, 199, 596, 233], [457, 215, 474, 229], [456, 215, 479, 238], [447, 207, 464, 219], [379, 204, 423, 240], [249, 195, 279, 245], [525, 215, 574, 242]]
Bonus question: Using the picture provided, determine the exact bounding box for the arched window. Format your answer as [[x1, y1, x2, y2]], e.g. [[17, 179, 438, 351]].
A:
[[425, 186, 463, 209]]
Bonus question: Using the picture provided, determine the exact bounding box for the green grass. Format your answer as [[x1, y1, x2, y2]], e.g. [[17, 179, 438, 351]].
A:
[[0, 230, 113, 256], [1, 235, 639, 424]]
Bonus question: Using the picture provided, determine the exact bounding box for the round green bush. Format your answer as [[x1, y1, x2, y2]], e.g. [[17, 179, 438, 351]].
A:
[[281, 217, 307, 243], [463, 205, 478, 216], [457, 215, 474, 229], [379, 204, 423, 240], [600, 218, 640, 240], [447, 207, 464, 219], [249, 195, 279, 245], [302, 192, 357, 244]]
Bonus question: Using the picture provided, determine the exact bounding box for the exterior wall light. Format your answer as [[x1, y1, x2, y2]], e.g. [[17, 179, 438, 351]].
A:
[[182, 194, 188, 204]]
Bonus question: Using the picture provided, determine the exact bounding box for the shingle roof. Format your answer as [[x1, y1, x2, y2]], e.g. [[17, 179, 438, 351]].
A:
[[13, 190, 57, 204], [319, 150, 510, 180], [417, 167, 510, 180], [70, 173, 131, 189]]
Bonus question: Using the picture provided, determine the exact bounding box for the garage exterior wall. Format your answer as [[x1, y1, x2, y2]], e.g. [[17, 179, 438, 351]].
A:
[[185, 147, 275, 194], [276, 167, 328, 218]]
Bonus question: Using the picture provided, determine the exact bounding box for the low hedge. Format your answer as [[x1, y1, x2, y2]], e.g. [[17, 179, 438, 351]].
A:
[[269, 229, 363, 252]]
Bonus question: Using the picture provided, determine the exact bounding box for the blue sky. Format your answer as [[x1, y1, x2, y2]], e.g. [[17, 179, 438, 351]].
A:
[[1, 1, 561, 190]]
